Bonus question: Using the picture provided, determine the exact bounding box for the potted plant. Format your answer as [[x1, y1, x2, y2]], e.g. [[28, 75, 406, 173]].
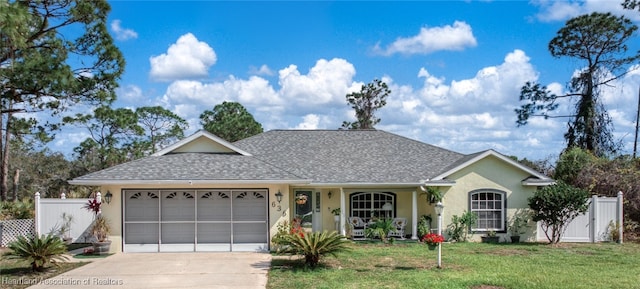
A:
[[421, 233, 444, 250], [331, 208, 341, 222], [295, 194, 307, 205], [481, 230, 500, 243], [58, 213, 74, 245], [83, 196, 112, 255], [509, 210, 530, 243]]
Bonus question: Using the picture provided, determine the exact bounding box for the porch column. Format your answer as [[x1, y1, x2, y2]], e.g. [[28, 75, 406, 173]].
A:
[[340, 188, 346, 236], [411, 190, 418, 239]]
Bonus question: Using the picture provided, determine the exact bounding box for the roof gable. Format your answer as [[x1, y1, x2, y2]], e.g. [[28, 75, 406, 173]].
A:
[[430, 149, 552, 183], [153, 130, 252, 156]]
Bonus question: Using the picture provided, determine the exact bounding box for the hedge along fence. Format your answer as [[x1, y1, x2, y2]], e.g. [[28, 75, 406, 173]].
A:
[[0, 218, 34, 247]]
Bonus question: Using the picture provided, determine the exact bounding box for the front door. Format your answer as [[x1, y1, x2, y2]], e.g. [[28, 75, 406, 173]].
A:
[[294, 190, 313, 230]]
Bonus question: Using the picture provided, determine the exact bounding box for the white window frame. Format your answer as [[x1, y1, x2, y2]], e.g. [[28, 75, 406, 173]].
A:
[[349, 191, 396, 222], [469, 189, 506, 232]]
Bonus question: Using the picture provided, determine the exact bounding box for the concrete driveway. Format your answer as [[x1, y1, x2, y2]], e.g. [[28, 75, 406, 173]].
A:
[[28, 252, 271, 289]]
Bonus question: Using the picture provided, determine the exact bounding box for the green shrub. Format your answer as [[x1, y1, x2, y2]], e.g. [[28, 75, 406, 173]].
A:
[[0, 199, 34, 220], [5, 234, 69, 271], [529, 181, 590, 244], [417, 215, 432, 237], [447, 210, 477, 242], [271, 219, 304, 253], [365, 218, 396, 243], [281, 231, 349, 268]]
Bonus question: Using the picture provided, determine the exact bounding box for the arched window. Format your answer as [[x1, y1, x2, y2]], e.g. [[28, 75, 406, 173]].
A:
[[469, 189, 506, 231], [350, 192, 395, 221]]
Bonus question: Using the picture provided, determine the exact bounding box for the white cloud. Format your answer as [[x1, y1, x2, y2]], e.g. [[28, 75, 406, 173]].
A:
[[278, 58, 358, 107], [417, 49, 537, 113], [149, 33, 217, 82], [374, 21, 477, 56], [377, 49, 570, 159], [155, 50, 640, 160], [116, 85, 145, 105], [158, 58, 358, 133], [532, 0, 640, 22], [295, 114, 320, 129], [249, 64, 275, 76], [110, 20, 138, 41]]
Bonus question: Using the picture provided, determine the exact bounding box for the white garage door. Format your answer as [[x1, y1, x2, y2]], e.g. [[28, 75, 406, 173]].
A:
[[123, 189, 268, 252]]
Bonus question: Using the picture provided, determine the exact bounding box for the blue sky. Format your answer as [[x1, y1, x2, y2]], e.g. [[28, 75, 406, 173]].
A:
[[51, 1, 640, 161]]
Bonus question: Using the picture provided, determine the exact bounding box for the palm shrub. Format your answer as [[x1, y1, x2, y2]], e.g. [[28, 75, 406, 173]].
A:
[[365, 218, 396, 243], [5, 234, 69, 271], [282, 231, 349, 268], [0, 199, 34, 220]]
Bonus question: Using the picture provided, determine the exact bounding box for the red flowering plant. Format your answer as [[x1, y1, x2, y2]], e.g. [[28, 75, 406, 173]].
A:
[[421, 233, 445, 246], [290, 217, 305, 237], [271, 218, 306, 253], [83, 197, 102, 216]]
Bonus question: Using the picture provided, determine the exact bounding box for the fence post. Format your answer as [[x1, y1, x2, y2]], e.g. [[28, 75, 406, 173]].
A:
[[591, 195, 598, 243], [618, 191, 624, 244], [34, 192, 41, 236]]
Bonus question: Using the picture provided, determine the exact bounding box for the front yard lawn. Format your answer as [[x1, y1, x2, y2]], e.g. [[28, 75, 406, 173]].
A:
[[268, 241, 640, 289], [0, 245, 89, 289]]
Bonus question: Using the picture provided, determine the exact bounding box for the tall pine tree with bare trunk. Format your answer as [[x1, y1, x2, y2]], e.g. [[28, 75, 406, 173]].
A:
[[0, 0, 124, 201], [341, 79, 390, 130], [515, 12, 639, 157]]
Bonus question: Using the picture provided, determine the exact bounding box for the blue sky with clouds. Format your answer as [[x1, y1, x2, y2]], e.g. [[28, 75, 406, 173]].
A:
[[52, 1, 640, 161]]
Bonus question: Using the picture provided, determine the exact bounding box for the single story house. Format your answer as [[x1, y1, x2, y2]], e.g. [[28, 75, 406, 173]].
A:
[[69, 129, 553, 253]]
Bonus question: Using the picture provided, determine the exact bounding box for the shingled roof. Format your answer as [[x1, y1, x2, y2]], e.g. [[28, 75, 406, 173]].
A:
[[69, 152, 308, 185], [71, 129, 550, 187], [233, 130, 465, 184]]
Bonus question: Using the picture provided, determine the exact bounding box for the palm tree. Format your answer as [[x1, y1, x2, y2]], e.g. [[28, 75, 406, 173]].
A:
[[6, 234, 69, 271], [365, 219, 396, 243], [283, 231, 350, 267]]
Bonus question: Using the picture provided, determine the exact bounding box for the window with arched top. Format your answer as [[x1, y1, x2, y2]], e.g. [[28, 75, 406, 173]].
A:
[[469, 189, 506, 231], [350, 192, 396, 221]]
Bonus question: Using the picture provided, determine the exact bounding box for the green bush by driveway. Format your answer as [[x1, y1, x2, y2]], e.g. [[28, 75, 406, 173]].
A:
[[268, 242, 640, 289]]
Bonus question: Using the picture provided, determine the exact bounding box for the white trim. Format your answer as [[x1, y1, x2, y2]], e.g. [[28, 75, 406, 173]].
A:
[[422, 181, 455, 187], [299, 182, 423, 188], [152, 130, 252, 156], [68, 179, 312, 186], [521, 180, 555, 186], [431, 150, 553, 183]]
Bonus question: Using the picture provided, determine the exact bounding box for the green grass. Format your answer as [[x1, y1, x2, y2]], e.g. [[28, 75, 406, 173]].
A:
[[0, 247, 88, 289], [268, 241, 640, 289]]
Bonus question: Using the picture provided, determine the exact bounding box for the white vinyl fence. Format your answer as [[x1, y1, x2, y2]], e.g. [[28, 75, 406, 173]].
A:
[[35, 192, 96, 243], [537, 192, 624, 243]]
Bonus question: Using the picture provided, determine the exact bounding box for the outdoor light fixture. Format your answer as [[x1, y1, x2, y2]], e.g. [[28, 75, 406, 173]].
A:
[[435, 201, 444, 216], [435, 201, 444, 268], [104, 191, 113, 204], [275, 191, 283, 203], [328, 191, 332, 199]]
